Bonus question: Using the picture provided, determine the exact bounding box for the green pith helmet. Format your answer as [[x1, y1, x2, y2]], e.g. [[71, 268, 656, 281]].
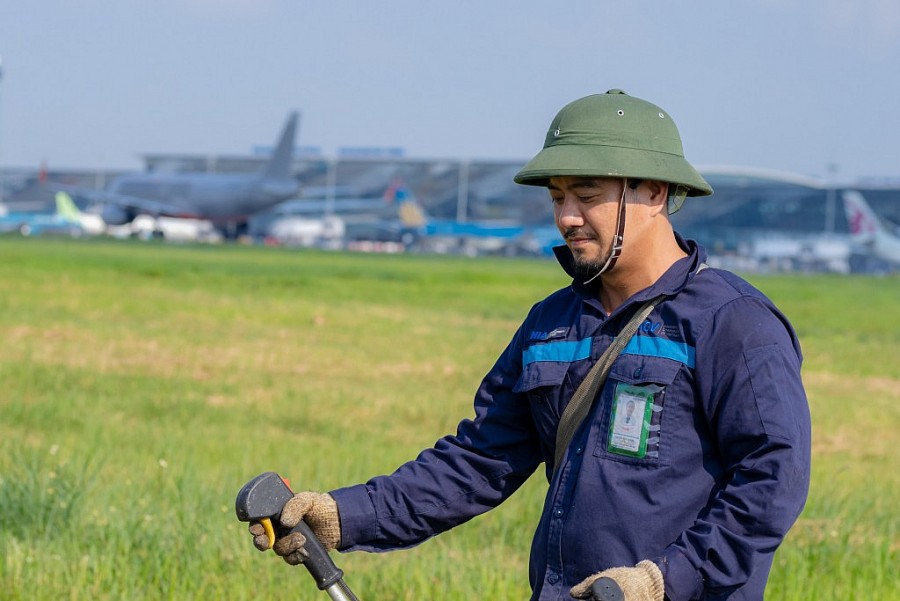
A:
[[514, 89, 713, 197]]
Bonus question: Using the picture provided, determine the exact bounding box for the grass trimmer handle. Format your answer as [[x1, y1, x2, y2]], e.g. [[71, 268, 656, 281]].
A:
[[236, 472, 359, 601]]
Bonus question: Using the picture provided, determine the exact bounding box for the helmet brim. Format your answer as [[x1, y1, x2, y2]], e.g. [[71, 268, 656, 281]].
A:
[[514, 144, 713, 197]]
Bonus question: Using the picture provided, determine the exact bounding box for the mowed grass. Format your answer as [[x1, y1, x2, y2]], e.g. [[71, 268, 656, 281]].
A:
[[0, 237, 896, 600]]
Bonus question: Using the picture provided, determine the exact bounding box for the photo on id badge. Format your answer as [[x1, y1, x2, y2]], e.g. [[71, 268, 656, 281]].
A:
[[608, 383, 655, 458]]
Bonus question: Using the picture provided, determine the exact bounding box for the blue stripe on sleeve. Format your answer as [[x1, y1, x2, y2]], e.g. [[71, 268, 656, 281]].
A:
[[523, 337, 592, 366]]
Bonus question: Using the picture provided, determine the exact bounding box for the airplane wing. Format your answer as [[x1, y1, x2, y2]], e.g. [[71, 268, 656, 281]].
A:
[[70, 186, 190, 215], [52, 183, 199, 223]]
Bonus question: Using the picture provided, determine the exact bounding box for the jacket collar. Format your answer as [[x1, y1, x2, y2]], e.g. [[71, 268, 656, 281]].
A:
[[553, 233, 708, 306]]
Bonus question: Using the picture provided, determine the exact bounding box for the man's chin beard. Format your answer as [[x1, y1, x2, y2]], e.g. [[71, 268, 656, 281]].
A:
[[572, 254, 608, 281]]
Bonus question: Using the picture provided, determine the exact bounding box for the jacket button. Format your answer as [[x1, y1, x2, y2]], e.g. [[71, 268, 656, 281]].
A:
[[548, 573, 560, 584], [633, 367, 643, 378]]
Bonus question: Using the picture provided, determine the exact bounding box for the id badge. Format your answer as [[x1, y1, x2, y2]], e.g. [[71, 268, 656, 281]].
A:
[[607, 383, 655, 458]]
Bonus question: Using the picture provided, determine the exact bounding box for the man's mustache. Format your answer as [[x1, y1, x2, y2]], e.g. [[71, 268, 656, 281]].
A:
[[564, 228, 595, 241]]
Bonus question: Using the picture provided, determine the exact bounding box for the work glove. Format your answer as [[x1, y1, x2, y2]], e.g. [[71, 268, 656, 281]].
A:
[[570, 560, 664, 600], [248, 491, 341, 565]]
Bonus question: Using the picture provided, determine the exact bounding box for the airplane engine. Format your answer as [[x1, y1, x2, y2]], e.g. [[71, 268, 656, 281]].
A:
[[101, 204, 136, 226]]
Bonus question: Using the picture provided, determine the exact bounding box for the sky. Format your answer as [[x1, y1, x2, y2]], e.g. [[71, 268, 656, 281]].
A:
[[0, 1, 898, 183]]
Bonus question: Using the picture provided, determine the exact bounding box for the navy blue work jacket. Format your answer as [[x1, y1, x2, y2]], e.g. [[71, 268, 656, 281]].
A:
[[331, 238, 811, 600]]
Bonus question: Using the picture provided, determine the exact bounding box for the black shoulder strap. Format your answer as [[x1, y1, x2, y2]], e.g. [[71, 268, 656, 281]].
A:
[[552, 294, 663, 472]]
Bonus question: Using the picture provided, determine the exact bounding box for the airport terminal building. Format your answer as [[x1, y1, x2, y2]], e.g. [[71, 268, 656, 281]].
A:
[[2, 151, 898, 273]]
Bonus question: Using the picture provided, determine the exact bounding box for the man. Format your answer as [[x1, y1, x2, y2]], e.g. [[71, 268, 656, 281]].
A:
[[249, 90, 811, 600]]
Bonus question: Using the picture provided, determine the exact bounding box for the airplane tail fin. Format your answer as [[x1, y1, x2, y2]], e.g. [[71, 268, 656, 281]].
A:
[[55, 191, 82, 223], [842, 190, 881, 241], [384, 181, 427, 228], [398, 197, 427, 229], [262, 112, 299, 180]]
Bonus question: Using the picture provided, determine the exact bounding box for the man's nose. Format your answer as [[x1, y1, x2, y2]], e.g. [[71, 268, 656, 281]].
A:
[[555, 196, 584, 228]]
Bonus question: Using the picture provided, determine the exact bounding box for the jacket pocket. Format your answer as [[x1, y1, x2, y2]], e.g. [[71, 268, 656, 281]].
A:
[[592, 355, 683, 467], [514, 361, 569, 459]]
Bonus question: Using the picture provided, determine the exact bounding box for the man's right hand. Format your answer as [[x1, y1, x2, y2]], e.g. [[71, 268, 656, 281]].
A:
[[248, 491, 341, 565]]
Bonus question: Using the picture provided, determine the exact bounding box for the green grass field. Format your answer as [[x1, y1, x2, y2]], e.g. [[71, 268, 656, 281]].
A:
[[0, 237, 897, 600]]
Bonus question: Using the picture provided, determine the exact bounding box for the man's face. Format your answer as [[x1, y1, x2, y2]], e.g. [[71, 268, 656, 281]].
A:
[[548, 176, 626, 278]]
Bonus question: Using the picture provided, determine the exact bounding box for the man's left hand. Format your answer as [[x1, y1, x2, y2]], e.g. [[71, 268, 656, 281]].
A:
[[570, 559, 664, 600]]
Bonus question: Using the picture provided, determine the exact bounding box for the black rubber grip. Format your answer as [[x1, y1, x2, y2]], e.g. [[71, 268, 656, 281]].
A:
[[591, 577, 625, 601], [286, 519, 344, 590]]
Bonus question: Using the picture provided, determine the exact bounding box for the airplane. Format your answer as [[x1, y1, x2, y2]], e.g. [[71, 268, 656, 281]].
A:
[[842, 190, 900, 266], [0, 192, 93, 237], [57, 191, 106, 235], [69, 112, 301, 237], [251, 195, 410, 245], [382, 182, 563, 256], [251, 181, 564, 255]]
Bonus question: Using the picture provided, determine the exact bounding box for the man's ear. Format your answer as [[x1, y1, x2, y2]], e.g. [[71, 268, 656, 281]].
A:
[[644, 180, 670, 216]]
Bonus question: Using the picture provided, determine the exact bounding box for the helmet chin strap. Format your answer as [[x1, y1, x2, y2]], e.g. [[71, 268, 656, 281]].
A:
[[581, 178, 631, 285]]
